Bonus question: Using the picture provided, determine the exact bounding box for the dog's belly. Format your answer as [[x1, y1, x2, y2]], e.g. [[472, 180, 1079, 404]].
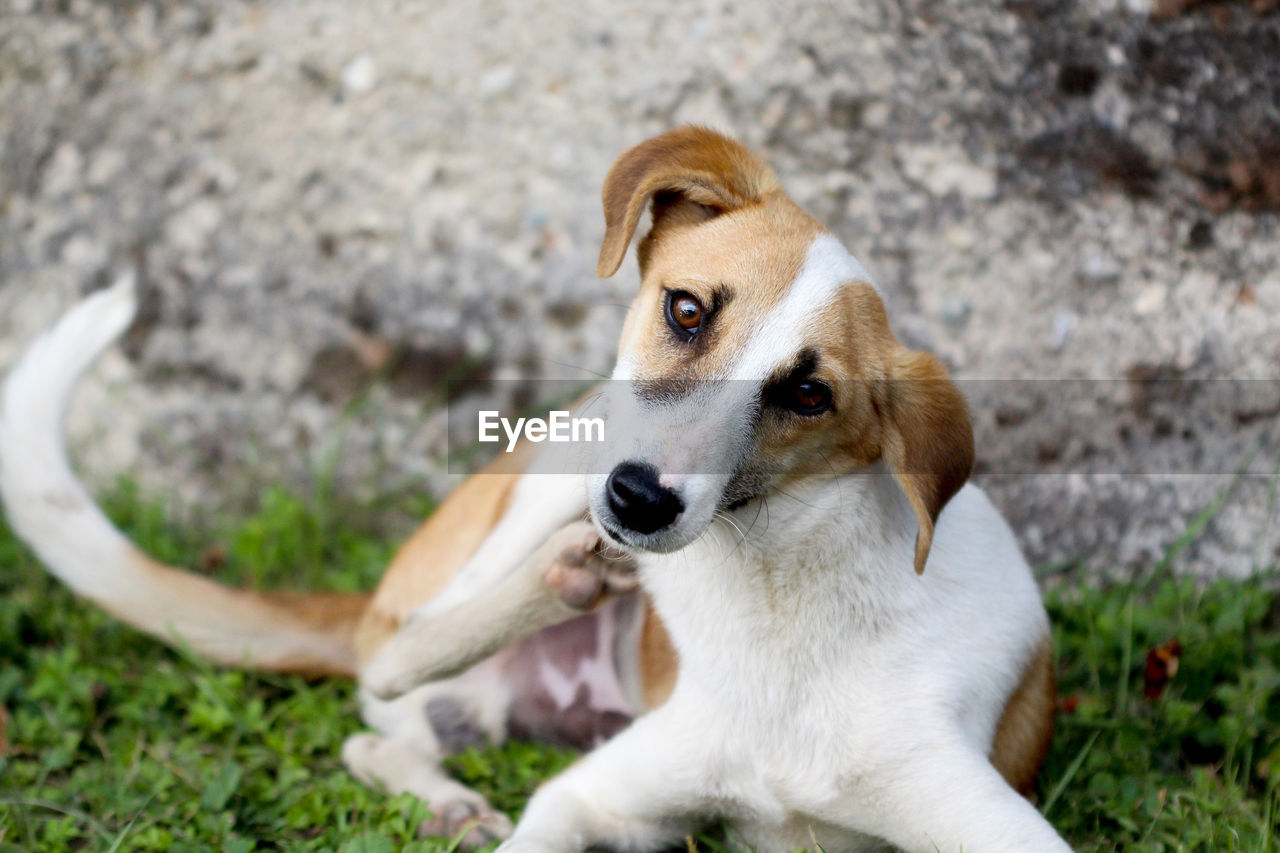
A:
[[497, 595, 642, 749]]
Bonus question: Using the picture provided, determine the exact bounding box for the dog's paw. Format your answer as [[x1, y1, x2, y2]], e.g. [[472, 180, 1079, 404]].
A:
[[418, 799, 513, 847], [543, 522, 637, 610]]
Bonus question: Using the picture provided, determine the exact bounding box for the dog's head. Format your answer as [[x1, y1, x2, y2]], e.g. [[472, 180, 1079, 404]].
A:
[[589, 127, 973, 574]]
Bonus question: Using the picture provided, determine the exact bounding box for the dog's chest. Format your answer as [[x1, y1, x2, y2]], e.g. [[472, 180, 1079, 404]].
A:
[[497, 596, 641, 749]]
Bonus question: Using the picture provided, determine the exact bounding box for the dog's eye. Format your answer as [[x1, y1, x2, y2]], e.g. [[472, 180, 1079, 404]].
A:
[[666, 290, 705, 338], [789, 380, 832, 416]]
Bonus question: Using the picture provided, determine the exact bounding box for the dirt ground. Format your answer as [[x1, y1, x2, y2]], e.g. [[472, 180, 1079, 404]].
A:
[[1, 0, 1277, 575]]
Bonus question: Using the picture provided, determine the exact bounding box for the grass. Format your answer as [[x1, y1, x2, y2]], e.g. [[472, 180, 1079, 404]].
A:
[[0, 479, 1277, 852]]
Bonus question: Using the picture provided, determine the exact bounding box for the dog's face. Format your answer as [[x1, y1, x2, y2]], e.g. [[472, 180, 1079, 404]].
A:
[[589, 128, 974, 573]]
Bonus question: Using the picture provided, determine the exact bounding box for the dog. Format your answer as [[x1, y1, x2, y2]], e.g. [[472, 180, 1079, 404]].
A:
[[0, 127, 1070, 852]]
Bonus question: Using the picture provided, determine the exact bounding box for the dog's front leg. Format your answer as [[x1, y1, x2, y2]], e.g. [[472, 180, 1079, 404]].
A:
[[496, 706, 706, 853], [829, 745, 1072, 853]]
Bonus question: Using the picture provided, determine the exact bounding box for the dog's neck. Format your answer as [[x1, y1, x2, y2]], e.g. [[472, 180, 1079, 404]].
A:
[[637, 465, 930, 696]]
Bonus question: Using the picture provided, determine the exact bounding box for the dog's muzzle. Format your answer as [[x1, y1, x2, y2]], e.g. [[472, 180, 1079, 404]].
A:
[[605, 461, 684, 535]]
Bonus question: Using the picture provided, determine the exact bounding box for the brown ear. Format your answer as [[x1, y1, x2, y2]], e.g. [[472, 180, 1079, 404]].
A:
[[597, 126, 779, 278], [881, 348, 975, 574]]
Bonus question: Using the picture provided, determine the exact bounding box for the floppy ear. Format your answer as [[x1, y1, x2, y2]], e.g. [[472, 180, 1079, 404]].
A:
[[880, 348, 975, 574], [597, 126, 779, 278]]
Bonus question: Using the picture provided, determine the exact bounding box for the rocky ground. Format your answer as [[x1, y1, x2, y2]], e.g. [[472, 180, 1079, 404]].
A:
[[1, 0, 1277, 576]]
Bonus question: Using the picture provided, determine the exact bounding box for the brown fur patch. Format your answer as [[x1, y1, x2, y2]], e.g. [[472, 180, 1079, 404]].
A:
[[598, 126, 781, 278], [881, 348, 976, 573], [750, 285, 892, 491], [637, 601, 678, 709], [615, 199, 823, 381], [990, 634, 1056, 796]]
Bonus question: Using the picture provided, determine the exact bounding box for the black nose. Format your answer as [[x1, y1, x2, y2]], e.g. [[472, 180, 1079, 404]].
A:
[[606, 461, 684, 535]]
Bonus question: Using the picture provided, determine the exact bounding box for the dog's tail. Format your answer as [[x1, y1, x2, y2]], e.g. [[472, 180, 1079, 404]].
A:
[[0, 276, 369, 677]]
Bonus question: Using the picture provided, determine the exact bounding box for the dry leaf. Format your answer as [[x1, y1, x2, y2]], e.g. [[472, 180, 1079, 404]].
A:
[[1144, 639, 1183, 699]]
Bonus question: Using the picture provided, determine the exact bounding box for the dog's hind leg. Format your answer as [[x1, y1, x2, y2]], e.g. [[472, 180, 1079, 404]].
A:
[[345, 662, 516, 847], [415, 471, 589, 616], [343, 732, 512, 845], [363, 521, 636, 700]]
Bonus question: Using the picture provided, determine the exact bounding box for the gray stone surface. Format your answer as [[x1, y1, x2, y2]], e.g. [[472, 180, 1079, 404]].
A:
[[2, 0, 1277, 576]]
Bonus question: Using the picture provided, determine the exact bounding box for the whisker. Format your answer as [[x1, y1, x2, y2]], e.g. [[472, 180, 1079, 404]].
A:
[[703, 521, 729, 563], [818, 450, 845, 510], [715, 510, 747, 545], [741, 495, 767, 540], [773, 485, 820, 508], [540, 359, 611, 381], [574, 391, 607, 417], [713, 510, 755, 562]]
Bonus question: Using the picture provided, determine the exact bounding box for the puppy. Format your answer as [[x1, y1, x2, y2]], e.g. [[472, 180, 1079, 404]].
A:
[[0, 127, 1069, 851]]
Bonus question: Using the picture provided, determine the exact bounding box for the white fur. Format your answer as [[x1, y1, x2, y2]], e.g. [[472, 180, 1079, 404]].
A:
[[498, 475, 1068, 852], [731, 232, 876, 382], [392, 231, 1068, 850], [0, 274, 140, 599], [481, 232, 1069, 851]]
